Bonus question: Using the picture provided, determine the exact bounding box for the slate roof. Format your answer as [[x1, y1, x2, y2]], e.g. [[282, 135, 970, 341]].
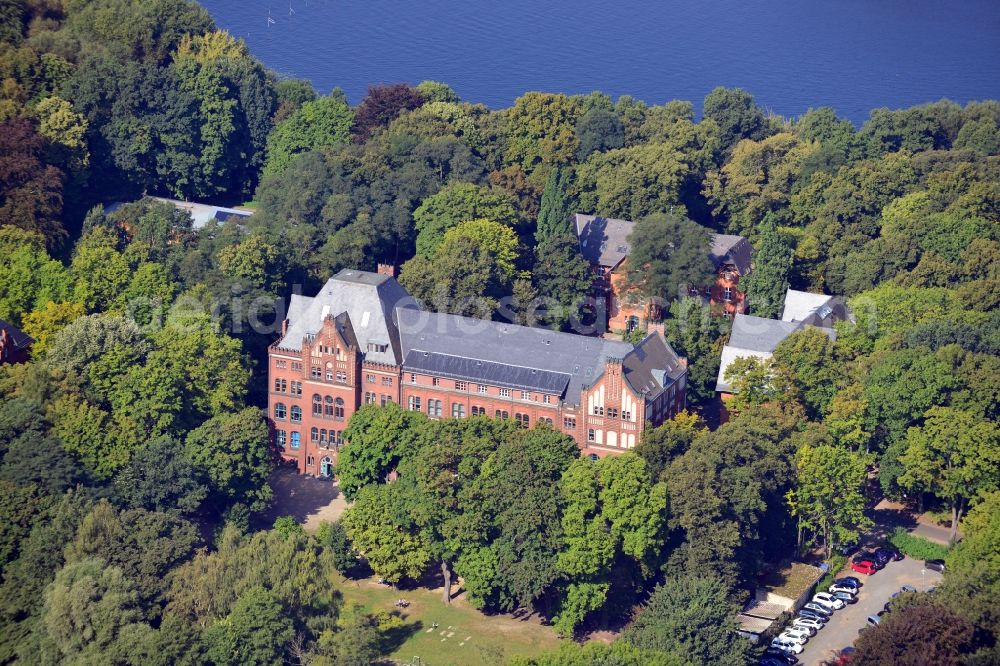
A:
[[275, 269, 417, 364], [623, 332, 687, 399], [0, 320, 33, 350], [710, 234, 753, 276], [575, 213, 753, 278], [715, 313, 836, 393], [394, 308, 684, 406], [575, 214, 635, 268], [729, 314, 805, 353], [276, 268, 686, 406], [402, 351, 572, 394]]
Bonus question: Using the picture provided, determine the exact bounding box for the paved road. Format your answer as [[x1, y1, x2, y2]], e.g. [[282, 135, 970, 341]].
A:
[[794, 557, 943, 665]]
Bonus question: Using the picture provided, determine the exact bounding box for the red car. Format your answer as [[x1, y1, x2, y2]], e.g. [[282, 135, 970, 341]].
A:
[[851, 559, 877, 575]]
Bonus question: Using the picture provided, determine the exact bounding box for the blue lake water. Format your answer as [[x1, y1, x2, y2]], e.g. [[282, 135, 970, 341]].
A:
[[202, 0, 1000, 124]]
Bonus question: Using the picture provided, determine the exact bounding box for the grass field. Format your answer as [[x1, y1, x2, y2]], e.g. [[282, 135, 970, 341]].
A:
[[336, 576, 563, 666]]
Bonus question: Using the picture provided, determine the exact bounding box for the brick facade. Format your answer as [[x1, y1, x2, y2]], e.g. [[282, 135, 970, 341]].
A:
[[268, 269, 688, 476]]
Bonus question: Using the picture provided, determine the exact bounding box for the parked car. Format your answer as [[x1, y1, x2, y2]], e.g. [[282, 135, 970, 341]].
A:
[[835, 576, 862, 588], [831, 590, 858, 604], [798, 608, 829, 623], [877, 546, 904, 561], [793, 616, 824, 632], [867, 611, 886, 626], [855, 552, 884, 569], [788, 621, 816, 636], [759, 658, 787, 666], [763, 649, 799, 665], [780, 627, 811, 644], [829, 583, 858, 595], [851, 559, 877, 575], [802, 602, 833, 617], [770, 637, 804, 655], [925, 559, 946, 572], [813, 592, 846, 610], [837, 540, 859, 556], [870, 550, 892, 567]]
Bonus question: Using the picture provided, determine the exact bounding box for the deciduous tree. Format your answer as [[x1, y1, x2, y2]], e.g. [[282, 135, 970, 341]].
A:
[[787, 444, 871, 557], [899, 406, 1000, 543]]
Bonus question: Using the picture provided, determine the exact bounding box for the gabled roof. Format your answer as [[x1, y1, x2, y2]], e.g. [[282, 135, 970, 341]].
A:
[[729, 314, 805, 353], [575, 213, 753, 278], [275, 269, 417, 364], [715, 313, 836, 393], [395, 307, 634, 404], [623, 332, 687, 399], [575, 214, 635, 268], [711, 234, 753, 276], [402, 350, 572, 395], [0, 320, 33, 350]]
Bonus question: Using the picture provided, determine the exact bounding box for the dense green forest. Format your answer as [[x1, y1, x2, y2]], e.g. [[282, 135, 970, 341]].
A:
[[1, 0, 998, 664]]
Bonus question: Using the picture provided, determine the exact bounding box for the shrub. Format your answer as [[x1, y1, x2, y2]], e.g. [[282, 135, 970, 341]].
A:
[[817, 554, 847, 590], [887, 527, 950, 560]]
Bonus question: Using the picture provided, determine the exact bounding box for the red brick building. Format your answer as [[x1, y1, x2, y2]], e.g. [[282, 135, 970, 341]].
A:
[[0, 320, 32, 365], [268, 269, 688, 476], [574, 214, 753, 332]]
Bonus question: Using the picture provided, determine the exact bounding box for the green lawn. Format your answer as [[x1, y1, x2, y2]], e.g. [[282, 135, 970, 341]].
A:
[[336, 576, 563, 666]]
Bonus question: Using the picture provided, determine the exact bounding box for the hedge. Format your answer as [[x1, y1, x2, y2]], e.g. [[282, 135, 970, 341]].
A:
[[887, 527, 950, 560]]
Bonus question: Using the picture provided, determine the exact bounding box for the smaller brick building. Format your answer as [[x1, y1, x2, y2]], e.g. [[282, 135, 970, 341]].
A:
[[0, 320, 32, 365], [574, 214, 753, 332], [268, 269, 688, 476]]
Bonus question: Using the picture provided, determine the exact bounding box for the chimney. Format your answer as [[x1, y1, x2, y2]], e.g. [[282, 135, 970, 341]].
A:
[[377, 263, 397, 278]]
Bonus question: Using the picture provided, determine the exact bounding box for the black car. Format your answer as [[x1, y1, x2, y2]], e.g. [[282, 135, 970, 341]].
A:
[[871, 550, 891, 567], [763, 650, 799, 665], [878, 546, 904, 561], [837, 540, 859, 556], [925, 559, 946, 572], [855, 551, 883, 569]]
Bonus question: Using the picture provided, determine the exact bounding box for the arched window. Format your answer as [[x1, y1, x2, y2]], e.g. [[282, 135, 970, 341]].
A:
[[334, 397, 345, 420], [310, 427, 318, 442], [276, 429, 286, 449], [319, 428, 327, 442], [312, 394, 322, 415], [290, 431, 300, 450], [290, 405, 302, 423], [324, 395, 334, 416], [274, 403, 286, 419]]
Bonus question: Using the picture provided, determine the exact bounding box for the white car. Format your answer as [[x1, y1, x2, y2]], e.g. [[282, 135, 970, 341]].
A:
[[829, 583, 858, 595], [812, 592, 846, 610], [780, 627, 811, 644], [792, 617, 822, 633], [770, 637, 804, 655]]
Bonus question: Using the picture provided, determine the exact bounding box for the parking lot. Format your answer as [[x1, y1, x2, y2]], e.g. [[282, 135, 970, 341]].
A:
[[795, 557, 943, 665]]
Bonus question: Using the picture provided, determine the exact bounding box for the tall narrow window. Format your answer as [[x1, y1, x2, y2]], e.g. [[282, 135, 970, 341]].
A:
[[290, 405, 302, 423], [334, 397, 345, 420], [324, 395, 334, 416], [276, 429, 286, 449], [274, 403, 286, 420], [290, 431, 300, 450], [312, 394, 322, 415]]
